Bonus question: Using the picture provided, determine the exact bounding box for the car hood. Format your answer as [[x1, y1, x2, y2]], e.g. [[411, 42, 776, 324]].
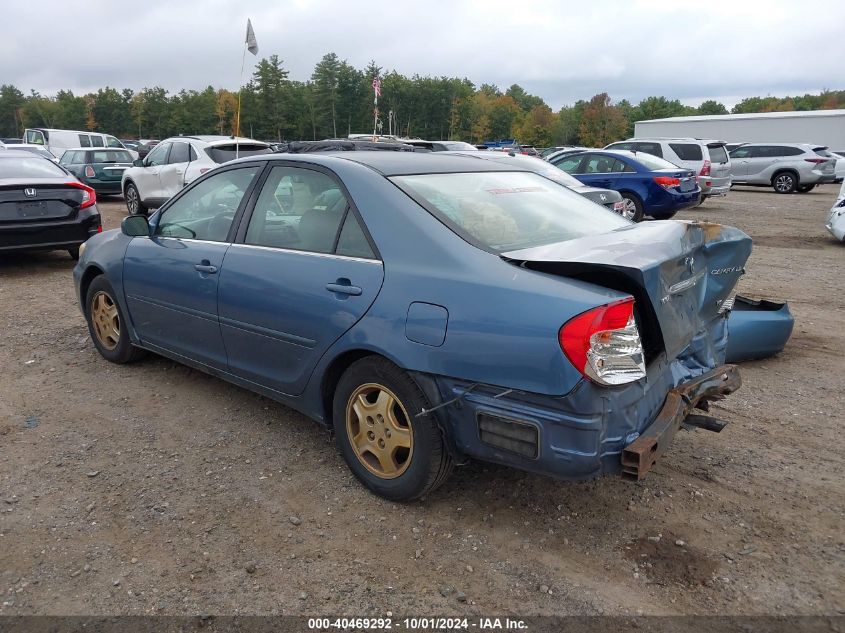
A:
[[501, 220, 753, 362]]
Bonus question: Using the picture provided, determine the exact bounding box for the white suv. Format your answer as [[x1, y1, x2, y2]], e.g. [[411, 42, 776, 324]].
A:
[[122, 135, 270, 214], [604, 138, 732, 202]]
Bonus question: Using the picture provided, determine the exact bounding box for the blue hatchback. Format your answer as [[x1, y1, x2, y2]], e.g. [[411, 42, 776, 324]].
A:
[[73, 152, 748, 500], [549, 149, 701, 221]]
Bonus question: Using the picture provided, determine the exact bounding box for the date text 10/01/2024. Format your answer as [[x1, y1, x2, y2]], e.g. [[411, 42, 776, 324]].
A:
[[307, 617, 528, 630]]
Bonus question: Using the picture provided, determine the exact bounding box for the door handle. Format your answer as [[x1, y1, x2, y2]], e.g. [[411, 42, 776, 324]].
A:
[[194, 260, 218, 274], [326, 280, 362, 296]]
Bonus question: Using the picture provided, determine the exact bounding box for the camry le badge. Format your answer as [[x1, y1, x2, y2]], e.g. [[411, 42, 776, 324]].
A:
[[24, 188, 37, 198]]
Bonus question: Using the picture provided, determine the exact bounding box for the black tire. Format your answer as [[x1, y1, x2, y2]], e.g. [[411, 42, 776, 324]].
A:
[[125, 182, 147, 216], [796, 184, 815, 193], [772, 172, 797, 194], [620, 193, 644, 222], [68, 246, 80, 260], [84, 275, 145, 364], [333, 356, 453, 501]]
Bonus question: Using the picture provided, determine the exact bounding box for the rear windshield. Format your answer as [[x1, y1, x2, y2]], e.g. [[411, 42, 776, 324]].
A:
[[627, 152, 681, 171], [9, 146, 53, 160], [391, 171, 630, 253], [205, 144, 271, 164], [90, 150, 133, 163], [669, 143, 703, 161], [708, 144, 729, 163], [0, 156, 67, 178]]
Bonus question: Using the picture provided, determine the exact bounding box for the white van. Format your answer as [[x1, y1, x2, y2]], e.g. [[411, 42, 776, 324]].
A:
[[23, 128, 137, 160]]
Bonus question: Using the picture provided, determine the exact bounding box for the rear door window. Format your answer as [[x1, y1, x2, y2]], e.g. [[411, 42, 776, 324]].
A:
[[634, 142, 664, 158], [90, 136, 105, 148], [766, 146, 804, 157], [611, 158, 634, 173], [583, 154, 614, 173], [554, 154, 586, 174], [78, 134, 91, 147], [168, 142, 190, 164], [669, 143, 703, 161], [707, 144, 729, 163], [244, 166, 349, 254], [606, 142, 634, 151]]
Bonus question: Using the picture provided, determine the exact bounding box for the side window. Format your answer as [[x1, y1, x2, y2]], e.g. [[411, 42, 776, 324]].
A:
[[554, 155, 585, 174], [748, 146, 769, 158], [730, 146, 752, 159], [156, 166, 259, 241], [770, 145, 804, 157], [607, 142, 634, 151], [26, 130, 45, 145], [168, 142, 190, 164], [611, 159, 633, 173], [189, 146, 198, 161], [668, 143, 703, 161], [75, 151, 89, 165], [105, 136, 123, 148], [583, 155, 614, 174], [78, 134, 91, 147], [59, 151, 74, 166], [145, 143, 169, 166], [336, 213, 376, 259], [245, 166, 349, 254], [90, 135, 105, 148], [634, 142, 664, 158]]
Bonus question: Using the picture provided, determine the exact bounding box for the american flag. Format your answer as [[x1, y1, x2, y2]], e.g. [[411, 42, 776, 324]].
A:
[[372, 77, 382, 98]]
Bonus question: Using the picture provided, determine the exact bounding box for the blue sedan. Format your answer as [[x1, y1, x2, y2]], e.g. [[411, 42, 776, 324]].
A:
[[73, 152, 749, 500], [549, 149, 701, 221]]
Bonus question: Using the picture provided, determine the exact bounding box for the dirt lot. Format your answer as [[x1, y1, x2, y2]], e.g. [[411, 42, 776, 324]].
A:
[[1, 186, 843, 617]]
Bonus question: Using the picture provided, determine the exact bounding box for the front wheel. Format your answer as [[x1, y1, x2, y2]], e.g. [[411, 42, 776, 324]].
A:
[[333, 356, 453, 501], [125, 182, 147, 215], [772, 172, 797, 194], [620, 193, 644, 222], [85, 276, 145, 364], [796, 184, 815, 193]]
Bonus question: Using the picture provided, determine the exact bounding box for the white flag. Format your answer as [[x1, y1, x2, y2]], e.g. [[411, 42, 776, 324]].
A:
[[245, 19, 259, 55]]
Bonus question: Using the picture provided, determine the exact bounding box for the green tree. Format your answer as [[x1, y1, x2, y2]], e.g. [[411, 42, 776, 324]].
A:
[[697, 99, 728, 115], [0, 85, 26, 137], [311, 52, 341, 138]]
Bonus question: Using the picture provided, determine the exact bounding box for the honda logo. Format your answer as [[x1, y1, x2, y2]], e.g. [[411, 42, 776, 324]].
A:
[[24, 188, 37, 198]]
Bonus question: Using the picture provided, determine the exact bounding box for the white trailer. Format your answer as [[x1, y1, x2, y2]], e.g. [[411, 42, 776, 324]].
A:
[[634, 110, 845, 150]]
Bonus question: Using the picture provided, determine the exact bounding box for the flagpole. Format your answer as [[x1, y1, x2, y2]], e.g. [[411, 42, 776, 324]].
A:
[[235, 40, 247, 159]]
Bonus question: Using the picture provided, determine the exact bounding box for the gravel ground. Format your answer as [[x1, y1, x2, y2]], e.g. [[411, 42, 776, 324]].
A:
[[1, 185, 843, 617]]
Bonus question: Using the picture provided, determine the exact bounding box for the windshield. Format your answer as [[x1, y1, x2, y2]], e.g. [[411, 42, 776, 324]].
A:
[[205, 144, 271, 164], [0, 156, 67, 178], [392, 171, 630, 253], [442, 141, 478, 151]]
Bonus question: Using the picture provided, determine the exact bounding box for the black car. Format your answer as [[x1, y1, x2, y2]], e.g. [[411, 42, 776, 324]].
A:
[[135, 140, 160, 159], [0, 153, 101, 259]]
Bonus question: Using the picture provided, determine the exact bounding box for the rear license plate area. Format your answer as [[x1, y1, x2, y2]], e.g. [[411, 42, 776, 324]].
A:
[[16, 201, 49, 218]]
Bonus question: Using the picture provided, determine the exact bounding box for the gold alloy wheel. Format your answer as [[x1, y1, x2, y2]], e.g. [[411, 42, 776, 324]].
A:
[[345, 383, 413, 479], [90, 291, 120, 351]]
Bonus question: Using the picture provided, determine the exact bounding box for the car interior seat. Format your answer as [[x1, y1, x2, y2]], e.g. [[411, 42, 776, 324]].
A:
[[296, 188, 347, 252]]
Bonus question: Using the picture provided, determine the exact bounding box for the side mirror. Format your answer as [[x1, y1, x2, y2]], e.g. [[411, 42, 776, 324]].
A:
[[133, 158, 144, 167], [121, 215, 150, 237]]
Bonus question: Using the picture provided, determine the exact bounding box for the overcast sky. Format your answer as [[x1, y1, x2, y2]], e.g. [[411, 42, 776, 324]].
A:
[[1, 0, 843, 110]]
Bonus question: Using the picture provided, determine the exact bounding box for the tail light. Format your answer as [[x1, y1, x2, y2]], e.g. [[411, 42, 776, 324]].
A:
[[559, 298, 646, 386], [84, 165, 95, 178], [805, 158, 828, 165], [66, 181, 97, 209], [653, 176, 681, 189], [700, 159, 711, 177]]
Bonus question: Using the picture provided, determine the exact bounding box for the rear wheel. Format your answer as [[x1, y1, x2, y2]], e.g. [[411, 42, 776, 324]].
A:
[[772, 172, 797, 194], [125, 182, 147, 215], [620, 193, 644, 222], [796, 184, 815, 193], [333, 356, 453, 501], [85, 276, 145, 364]]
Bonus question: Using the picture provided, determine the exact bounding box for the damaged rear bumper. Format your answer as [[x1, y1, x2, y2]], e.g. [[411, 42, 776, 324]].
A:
[[621, 364, 741, 479]]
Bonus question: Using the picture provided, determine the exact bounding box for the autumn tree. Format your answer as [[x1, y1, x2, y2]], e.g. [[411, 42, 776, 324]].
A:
[[579, 93, 627, 147]]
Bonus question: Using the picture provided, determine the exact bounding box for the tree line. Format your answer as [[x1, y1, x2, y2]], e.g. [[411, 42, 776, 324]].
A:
[[1, 52, 843, 147]]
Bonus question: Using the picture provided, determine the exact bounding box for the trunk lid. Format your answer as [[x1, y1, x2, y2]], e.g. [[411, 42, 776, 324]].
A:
[[501, 221, 752, 362], [93, 162, 132, 181], [0, 181, 84, 223]]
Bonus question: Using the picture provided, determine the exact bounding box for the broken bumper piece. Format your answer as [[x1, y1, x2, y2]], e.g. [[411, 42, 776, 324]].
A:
[[621, 364, 741, 479], [726, 295, 794, 363]]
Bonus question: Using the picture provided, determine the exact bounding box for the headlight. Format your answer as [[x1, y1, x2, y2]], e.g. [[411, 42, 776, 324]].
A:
[[79, 242, 87, 258]]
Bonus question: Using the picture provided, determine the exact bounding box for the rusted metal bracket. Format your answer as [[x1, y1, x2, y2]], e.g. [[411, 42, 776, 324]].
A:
[[621, 365, 741, 480]]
